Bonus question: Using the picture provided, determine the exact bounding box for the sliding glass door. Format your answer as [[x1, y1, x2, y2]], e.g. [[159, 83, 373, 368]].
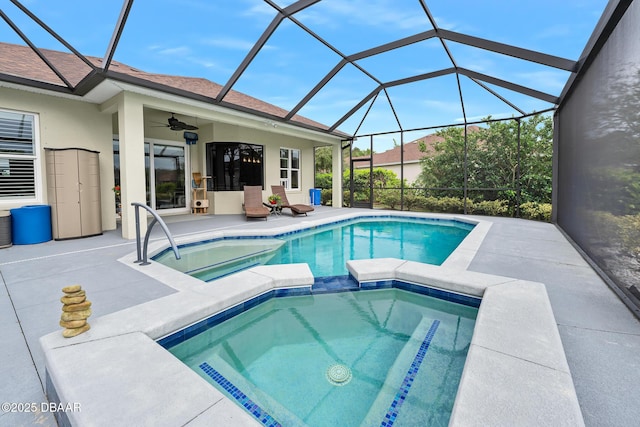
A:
[[145, 141, 187, 211]]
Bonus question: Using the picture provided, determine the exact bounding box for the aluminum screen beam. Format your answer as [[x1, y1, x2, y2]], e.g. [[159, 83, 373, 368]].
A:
[[458, 68, 559, 104], [287, 30, 437, 120], [383, 68, 456, 89], [102, 0, 134, 72], [439, 29, 577, 72], [350, 30, 437, 61], [286, 59, 348, 121], [330, 87, 381, 133], [330, 68, 458, 133], [469, 77, 526, 115], [217, 0, 321, 103], [10, 0, 96, 70], [558, 0, 633, 106], [217, 15, 283, 103], [0, 71, 74, 93], [0, 10, 72, 88]]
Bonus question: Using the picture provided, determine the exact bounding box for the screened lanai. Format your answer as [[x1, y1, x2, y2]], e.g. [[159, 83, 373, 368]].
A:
[[0, 1, 638, 310], [0, 0, 607, 134], [2, 2, 640, 427]]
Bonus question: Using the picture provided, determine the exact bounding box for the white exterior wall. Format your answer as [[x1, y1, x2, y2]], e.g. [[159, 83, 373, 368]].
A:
[[354, 161, 423, 184], [2, 84, 343, 239], [0, 86, 116, 231]]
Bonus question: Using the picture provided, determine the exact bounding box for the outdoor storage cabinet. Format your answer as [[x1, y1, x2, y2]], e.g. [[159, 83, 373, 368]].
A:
[[45, 148, 102, 240], [0, 210, 11, 247]]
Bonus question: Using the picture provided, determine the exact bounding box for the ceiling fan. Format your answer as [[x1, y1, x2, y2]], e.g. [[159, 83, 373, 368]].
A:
[[161, 113, 199, 131]]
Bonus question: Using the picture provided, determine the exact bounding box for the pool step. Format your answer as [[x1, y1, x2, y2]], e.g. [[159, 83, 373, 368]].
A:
[[312, 275, 360, 293]]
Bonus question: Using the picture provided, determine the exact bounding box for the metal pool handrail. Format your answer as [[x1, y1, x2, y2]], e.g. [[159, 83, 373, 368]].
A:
[[131, 202, 181, 265]]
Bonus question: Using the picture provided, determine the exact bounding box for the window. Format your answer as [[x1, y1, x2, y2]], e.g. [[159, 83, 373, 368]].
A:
[[0, 110, 38, 201], [206, 142, 263, 191], [280, 147, 300, 190]]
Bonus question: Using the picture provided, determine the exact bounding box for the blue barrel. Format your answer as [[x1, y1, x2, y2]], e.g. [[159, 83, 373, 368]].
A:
[[10, 205, 52, 245], [309, 188, 322, 206]]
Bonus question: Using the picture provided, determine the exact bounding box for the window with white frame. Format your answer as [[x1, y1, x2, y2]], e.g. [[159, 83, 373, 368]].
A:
[[0, 110, 38, 201], [279, 147, 300, 190]]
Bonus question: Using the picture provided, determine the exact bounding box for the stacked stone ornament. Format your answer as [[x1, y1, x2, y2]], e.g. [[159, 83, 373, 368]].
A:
[[60, 285, 91, 338]]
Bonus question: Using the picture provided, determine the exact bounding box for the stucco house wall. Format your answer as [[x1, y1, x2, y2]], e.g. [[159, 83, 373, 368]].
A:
[[1, 86, 116, 231], [2, 84, 338, 239]]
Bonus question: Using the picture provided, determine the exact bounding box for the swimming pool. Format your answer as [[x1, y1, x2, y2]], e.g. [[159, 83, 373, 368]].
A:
[[163, 287, 478, 426], [153, 216, 474, 281]]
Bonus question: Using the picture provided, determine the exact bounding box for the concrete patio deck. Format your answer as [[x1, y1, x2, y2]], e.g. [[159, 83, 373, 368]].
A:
[[1, 207, 639, 426]]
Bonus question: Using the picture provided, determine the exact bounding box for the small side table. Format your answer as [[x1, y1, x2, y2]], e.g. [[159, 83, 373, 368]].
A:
[[264, 202, 281, 216]]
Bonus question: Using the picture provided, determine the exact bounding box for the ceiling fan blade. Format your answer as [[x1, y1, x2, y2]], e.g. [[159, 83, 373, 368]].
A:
[[163, 114, 198, 131]]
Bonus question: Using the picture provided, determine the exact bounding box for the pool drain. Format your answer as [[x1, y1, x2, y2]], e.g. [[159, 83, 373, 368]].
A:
[[326, 364, 352, 386]]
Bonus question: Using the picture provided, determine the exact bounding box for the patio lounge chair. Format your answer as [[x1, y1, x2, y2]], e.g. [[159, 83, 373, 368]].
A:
[[243, 186, 270, 220], [271, 185, 314, 216]]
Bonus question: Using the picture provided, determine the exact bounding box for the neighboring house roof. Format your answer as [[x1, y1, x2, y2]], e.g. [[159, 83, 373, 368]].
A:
[[353, 125, 481, 167], [368, 134, 443, 166], [0, 42, 332, 132]]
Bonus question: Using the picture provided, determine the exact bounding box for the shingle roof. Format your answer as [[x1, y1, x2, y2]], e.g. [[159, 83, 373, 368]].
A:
[[367, 134, 443, 165], [0, 42, 330, 131], [355, 125, 480, 166]]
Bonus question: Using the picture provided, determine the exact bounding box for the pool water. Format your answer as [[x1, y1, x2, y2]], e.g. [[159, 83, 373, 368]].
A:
[[167, 289, 477, 426], [154, 217, 473, 281]]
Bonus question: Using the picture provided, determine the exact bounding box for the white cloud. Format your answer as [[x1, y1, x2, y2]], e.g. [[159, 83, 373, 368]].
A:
[[150, 46, 192, 56], [516, 70, 569, 93], [201, 37, 256, 51], [297, 0, 430, 32], [243, 2, 277, 19], [534, 25, 571, 40], [431, 15, 464, 32], [422, 99, 462, 113]]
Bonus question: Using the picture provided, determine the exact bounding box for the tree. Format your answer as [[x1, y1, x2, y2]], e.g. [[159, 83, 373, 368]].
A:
[[350, 147, 373, 157], [315, 146, 332, 173], [417, 126, 479, 197], [343, 168, 402, 203], [416, 114, 553, 205]]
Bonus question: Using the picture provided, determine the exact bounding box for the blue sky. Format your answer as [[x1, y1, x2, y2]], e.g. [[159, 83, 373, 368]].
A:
[[1, 0, 608, 148]]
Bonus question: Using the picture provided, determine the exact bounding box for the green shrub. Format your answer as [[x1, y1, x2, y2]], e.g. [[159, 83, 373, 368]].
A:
[[342, 190, 351, 207], [587, 210, 621, 240], [473, 200, 509, 216], [315, 173, 333, 190], [520, 202, 552, 222], [586, 211, 640, 257], [419, 196, 466, 213], [403, 191, 426, 211], [590, 168, 640, 215], [321, 189, 332, 206], [438, 196, 466, 213], [618, 214, 640, 257], [378, 190, 401, 209]]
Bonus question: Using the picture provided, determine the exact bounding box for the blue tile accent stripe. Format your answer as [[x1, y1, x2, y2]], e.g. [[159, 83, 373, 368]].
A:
[[393, 281, 481, 308], [200, 362, 281, 427], [380, 319, 441, 427], [313, 274, 360, 293], [158, 282, 474, 349], [158, 287, 312, 349]]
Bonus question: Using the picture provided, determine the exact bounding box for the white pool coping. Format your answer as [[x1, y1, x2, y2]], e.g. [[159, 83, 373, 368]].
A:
[[39, 213, 584, 426], [123, 211, 491, 292]]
